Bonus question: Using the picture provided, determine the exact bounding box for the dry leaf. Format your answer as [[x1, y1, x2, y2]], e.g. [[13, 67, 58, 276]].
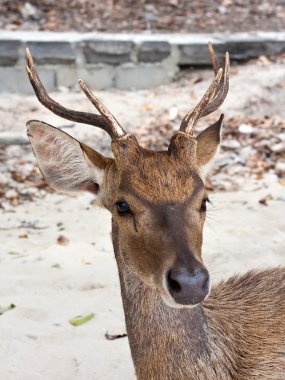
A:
[[19, 234, 28, 239], [259, 194, 273, 206], [57, 235, 69, 246]]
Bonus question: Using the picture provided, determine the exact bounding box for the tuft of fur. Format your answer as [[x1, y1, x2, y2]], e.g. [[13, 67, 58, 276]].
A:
[[40, 132, 92, 190]]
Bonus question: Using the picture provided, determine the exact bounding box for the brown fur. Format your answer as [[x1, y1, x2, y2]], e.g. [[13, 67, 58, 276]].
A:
[[114, 237, 285, 380], [26, 40, 284, 378], [27, 119, 285, 380]]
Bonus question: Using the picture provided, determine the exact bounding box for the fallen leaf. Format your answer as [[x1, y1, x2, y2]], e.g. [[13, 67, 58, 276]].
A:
[[34, 179, 48, 189], [11, 171, 26, 183], [259, 194, 273, 206], [19, 234, 28, 239], [57, 235, 69, 246], [69, 313, 95, 326], [0, 303, 15, 316]]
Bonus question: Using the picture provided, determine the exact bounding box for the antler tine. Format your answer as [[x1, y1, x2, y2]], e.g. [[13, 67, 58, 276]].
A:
[[179, 43, 230, 135], [201, 47, 230, 117], [26, 48, 125, 140], [179, 67, 223, 134], [79, 80, 126, 138], [208, 41, 220, 75]]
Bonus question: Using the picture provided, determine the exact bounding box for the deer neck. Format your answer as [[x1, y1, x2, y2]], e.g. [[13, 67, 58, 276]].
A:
[[112, 223, 211, 379]]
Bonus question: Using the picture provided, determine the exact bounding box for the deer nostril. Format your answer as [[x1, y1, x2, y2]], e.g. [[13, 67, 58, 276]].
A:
[[202, 274, 210, 292], [167, 270, 181, 293]]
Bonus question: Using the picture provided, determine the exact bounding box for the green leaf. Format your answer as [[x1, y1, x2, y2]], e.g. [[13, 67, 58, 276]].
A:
[[0, 303, 16, 316], [69, 313, 95, 327]]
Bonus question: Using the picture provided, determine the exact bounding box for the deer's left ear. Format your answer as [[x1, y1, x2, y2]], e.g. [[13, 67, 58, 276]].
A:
[[195, 114, 224, 181]]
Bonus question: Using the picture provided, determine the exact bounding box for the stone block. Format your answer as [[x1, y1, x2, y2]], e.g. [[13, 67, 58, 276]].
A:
[[77, 65, 115, 89], [83, 40, 134, 65], [225, 39, 285, 60], [0, 67, 55, 94], [0, 40, 21, 66], [178, 42, 225, 65], [115, 63, 176, 90], [26, 42, 76, 64], [56, 65, 77, 89], [178, 37, 285, 64], [138, 41, 171, 62], [0, 132, 28, 145]]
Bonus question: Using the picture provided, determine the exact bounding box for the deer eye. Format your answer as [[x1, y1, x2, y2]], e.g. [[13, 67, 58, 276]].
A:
[[200, 197, 209, 213], [116, 201, 131, 215]]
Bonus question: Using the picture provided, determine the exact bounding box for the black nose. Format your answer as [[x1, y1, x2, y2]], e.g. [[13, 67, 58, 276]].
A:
[[166, 267, 210, 305]]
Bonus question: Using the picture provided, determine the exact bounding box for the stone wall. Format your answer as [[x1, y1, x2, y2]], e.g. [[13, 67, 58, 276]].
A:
[[0, 31, 285, 93]]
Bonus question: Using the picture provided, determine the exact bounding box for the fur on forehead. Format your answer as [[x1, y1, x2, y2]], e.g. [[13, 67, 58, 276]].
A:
[[111, 133, 204, 203], [111, 132, 197, 165]]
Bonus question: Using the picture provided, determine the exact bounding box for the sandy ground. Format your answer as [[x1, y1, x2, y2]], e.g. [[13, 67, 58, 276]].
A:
[[0, 60, 285, 379]]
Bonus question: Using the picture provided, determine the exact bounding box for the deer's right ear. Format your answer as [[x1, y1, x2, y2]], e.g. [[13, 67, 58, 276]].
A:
[[195, 115, 224, 181], [27, 120, 112, 194]]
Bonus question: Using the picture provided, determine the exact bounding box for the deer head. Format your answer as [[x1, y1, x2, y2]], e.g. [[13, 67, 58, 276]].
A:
[[26, 43, 229, 308]]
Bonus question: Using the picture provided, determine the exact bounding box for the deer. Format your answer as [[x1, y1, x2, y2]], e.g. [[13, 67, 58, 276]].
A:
[[25, 43, 285, 380]]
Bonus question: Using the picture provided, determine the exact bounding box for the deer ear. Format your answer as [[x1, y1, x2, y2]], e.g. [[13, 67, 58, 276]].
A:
[[27, 120, 111, 194], [195, 114, 224, 181]]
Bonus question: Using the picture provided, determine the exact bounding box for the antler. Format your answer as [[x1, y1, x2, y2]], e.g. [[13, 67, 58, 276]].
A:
[[26, 48, 126, 140], [179, 42, 230, 135]]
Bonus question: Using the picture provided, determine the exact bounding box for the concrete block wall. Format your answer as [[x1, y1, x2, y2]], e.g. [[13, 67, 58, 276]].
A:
[[0, 31, 285, 93]]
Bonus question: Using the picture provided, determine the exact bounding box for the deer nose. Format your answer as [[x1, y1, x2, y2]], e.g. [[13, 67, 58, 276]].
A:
[[166, 267, 210, 306]]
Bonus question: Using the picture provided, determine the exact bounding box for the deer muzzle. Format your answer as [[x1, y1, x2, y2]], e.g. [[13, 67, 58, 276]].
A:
[[165, 265, 210, 306]]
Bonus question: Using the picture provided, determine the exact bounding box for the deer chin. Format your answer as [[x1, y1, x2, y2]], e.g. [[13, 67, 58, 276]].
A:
[[161, 293, 200, 309]]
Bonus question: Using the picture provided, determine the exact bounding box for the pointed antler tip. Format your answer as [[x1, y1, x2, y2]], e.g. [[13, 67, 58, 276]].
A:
[[25, 47, 32, 61], [208, 41, 214, 51], [216, 67, 223, 79], [78, 79, 88, 91]]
